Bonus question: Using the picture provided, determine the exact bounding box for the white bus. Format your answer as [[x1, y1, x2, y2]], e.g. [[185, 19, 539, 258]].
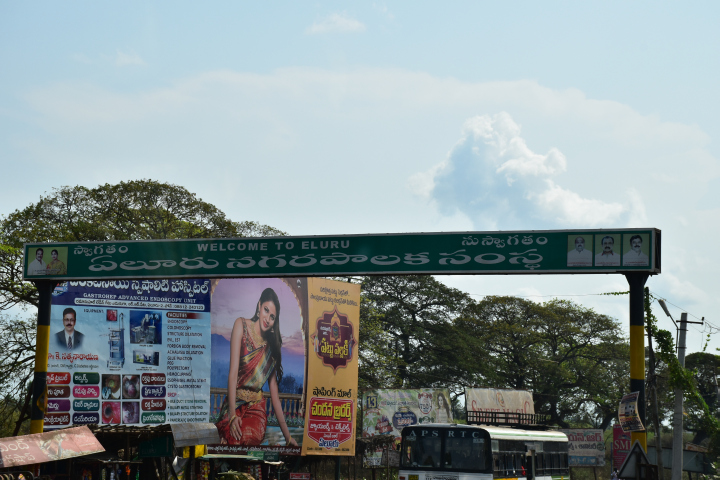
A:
[[398, 423, 570, 480]]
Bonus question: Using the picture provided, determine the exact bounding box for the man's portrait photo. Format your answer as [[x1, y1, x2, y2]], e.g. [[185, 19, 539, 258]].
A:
[[55, 307, 84, 350], [595, 234, 620, 266], [28, 248, 47, 275], [567, 235, 592, 267], [623, 234, 649, 266]]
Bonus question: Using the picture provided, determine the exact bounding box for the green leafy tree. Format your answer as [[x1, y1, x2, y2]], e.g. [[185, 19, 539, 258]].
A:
[[0, 180, 284, 309], [0, 314, 36, 436], [0, 180, 284, 434], [685, 352, 720, 445], [358, 275, 475, 397], [458, 296, 627, 428]]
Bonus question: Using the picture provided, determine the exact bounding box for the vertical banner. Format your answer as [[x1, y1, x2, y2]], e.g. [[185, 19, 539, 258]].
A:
[[46, 280, 212, 428], [302, 278, 360, 456], [618, 392, 644, 432], [209, 278, 307, 455], [613, 424, 631, 470]]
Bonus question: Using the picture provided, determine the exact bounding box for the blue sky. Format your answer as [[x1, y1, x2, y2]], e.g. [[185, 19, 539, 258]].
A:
[[2, 1, 719, 353]]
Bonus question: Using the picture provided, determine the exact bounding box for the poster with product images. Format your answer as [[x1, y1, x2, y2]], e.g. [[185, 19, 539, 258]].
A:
[[46, 280, 212, 428]]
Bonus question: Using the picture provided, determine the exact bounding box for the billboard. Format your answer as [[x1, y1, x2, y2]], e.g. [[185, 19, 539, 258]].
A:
[[301, 278, 361, 456], [47, 280, 212, 428], [46, 278, 360, 456], [24, 229, 661, 281], [361, 388, 453, 467], [465, 387, 534, 420], [560, 429, 606, 466]]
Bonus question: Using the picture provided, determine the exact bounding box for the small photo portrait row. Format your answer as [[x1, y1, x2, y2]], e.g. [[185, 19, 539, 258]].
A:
[[566, 233, 650, 268], [27, 246, 69, 275]]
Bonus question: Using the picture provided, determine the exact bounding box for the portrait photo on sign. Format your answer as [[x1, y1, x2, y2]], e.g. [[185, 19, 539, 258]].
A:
[[210, 277, 307, 448], [622, 234, 649, 267], [594, 234, 621, 267], [566, 234, 593, 267]]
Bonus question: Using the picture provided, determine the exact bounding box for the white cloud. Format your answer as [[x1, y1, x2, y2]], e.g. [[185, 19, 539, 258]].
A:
[[410, 112, 632, 229], [9, 66, 719, 354], [115, 50, 145, 67], [305, 13, 366, 34]]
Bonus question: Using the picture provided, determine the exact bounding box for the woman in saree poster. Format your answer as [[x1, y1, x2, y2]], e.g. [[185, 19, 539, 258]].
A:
[[211, 278, 306, 447]]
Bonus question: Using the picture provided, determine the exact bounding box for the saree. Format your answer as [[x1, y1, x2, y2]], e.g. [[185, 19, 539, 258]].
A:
[[46, 259, 67, 275], [216, 318, 276, 445]]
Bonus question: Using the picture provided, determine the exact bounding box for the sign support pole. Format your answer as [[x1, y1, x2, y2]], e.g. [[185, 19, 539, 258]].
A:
[[30, 281, 54, 434], [626, 273, 649, 451]]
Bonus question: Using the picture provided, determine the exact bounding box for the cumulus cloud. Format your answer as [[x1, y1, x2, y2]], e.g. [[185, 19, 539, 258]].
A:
[[305, 13, 366, 34], [410, 112, 635, 229], [115, 50, 145, 67]]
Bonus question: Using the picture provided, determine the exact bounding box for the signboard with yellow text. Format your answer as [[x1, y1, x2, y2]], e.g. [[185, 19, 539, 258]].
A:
[[301, 278, 360, 456]]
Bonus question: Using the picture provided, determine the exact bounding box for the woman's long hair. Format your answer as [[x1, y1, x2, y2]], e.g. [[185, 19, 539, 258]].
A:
[[251, 287, 283, 384], [438, 393, 451, 417]]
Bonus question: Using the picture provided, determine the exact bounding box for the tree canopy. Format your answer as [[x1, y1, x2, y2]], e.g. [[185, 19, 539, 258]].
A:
[[0, 180, 285, 309], [359, 277, 630, 428]]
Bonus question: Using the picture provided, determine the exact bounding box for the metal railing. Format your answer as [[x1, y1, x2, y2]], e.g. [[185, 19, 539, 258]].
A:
[[466, 411, 550, 426]]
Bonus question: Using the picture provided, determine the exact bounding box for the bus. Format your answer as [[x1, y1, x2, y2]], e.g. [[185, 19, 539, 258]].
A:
[[398, 423, 570, 480]]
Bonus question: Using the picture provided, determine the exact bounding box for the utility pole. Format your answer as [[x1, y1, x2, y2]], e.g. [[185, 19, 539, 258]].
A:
[[672, 312, 688, 480], [658, 300, 703, 480]]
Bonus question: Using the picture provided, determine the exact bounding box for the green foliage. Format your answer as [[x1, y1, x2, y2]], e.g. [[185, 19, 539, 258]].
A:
[[458, 296, 627, 428], [0, 179, 285, 309], [358, 275, 474, 395], [359, 281, 628, 428], [0, 314, 37, 436]]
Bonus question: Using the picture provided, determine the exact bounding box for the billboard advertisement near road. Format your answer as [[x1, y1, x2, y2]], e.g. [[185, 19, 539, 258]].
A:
[[560, 429, 606, 466], [46, 277, 360, 456], [361, 388, 453, 467]]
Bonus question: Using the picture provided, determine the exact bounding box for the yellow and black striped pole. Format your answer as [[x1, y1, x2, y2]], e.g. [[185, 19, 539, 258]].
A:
[[626, 273, 649, 451], [30, 281, 54, 434]]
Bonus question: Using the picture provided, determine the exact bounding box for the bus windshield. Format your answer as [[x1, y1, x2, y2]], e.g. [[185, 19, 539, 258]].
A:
[[401, 426, 489, 472]]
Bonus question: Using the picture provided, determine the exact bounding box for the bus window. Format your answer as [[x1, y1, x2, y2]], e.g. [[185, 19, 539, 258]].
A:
[[404, 433, 442, 468], [445, 434, 486, 471], [535, 453, 544, 476]]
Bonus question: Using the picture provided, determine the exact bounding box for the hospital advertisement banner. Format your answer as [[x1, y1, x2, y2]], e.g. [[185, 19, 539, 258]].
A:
[[46, 277, 361, 457], [46, 280, 212, 429], [361, 388, 453, 467], [559, 429, 606, 466], [301, 278, 361, 456]]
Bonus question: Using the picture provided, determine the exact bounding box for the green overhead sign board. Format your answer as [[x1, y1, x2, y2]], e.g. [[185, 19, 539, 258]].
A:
[[23, 229, 660, 281]]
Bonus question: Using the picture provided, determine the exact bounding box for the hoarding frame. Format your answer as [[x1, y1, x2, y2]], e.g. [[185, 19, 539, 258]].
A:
[[26, 228, 660, 454]]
